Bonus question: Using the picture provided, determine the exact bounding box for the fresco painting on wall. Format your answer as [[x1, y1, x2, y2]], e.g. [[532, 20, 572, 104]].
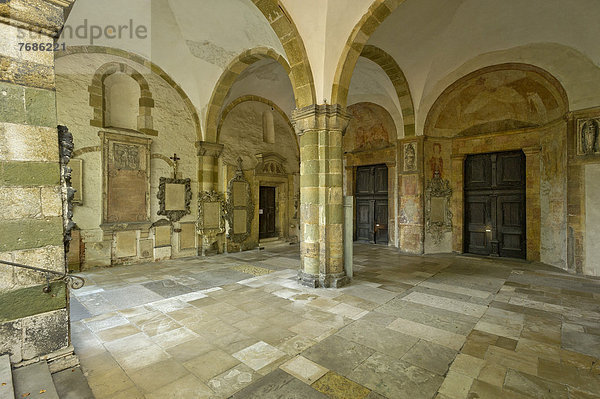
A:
[[347, 103, 393, 151], [429, 143, 444, 178], [404, 142, 416, 171]]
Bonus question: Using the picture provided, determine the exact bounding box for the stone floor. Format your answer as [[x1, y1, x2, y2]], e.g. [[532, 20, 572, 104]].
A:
[[70, 243, 600, 399]]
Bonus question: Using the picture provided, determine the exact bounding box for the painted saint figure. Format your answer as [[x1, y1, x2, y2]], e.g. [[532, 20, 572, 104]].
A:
[[582, 119, 598, 154]]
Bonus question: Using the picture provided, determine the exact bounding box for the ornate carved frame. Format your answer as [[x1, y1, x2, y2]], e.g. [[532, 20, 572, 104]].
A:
[[225, 158, 254, 243], [198, 190, 225, 255], [157, 177, 192, 222], [425, 173, 453, 244]]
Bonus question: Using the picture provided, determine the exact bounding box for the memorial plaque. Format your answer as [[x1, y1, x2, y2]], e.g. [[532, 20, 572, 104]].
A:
[[140, 239, 153, 258], [154, 225, 171, 247], [179, 223, 196, 249], [233, 182, 247, 206], [203, 202, 221, 229], [165, 183, 186, 211], [115, 231, 137, 257], [233, 209, 247, 234], [430, 197, 446, 223]]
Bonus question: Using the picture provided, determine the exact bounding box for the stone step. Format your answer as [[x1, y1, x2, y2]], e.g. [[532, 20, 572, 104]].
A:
[[0, 355, 14, 399], [52, 367, 94, 399], [12, 362, 59, 399]]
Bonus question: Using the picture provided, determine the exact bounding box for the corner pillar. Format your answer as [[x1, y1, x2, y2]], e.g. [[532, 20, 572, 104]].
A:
[[523, 146, 542, 262], [292, 104, 350, 288]]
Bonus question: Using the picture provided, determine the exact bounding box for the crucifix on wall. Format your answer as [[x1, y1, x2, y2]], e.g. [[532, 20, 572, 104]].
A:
[[170, 153, 181, 179]]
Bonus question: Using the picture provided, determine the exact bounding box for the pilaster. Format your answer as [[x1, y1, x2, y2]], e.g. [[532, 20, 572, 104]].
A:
[[196, 141, 224, 191]]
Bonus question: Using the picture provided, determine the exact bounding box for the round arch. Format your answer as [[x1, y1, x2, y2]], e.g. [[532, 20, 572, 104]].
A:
[[56, 46, 202, 140], [250, 0, 316, 108], [360, 45, 415, 136], [217, 95, 298, 153], [331, 0, 404, 106], [205, 47, 295, 143]]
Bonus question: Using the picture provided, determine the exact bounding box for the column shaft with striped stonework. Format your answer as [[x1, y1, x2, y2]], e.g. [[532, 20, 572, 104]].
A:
[[0, 0, 77, 369], [196, 141, 224, 191], [293, 104, 350, 288]]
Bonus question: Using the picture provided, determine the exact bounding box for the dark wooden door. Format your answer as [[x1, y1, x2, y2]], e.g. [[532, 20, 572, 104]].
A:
[[464, 151, 526, 259], [259, 186, 276, 239], [355, 164, 388, 244]]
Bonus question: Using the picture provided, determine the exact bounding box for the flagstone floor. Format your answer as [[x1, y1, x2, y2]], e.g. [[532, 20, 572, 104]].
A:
[[70, 243, 600, 399]]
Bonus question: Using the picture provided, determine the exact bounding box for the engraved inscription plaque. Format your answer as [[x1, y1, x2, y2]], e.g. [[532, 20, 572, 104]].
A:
[[430, 197, 446, 223], [203, 202, 221, 229], [179, 223, 196, 250], [165, 183, 186, 211], [233, 209, 247, 234], [233, 182, 246, 206]]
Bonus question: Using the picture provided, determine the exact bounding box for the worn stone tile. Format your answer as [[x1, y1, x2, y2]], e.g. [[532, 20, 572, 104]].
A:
[[438, 370, 473, 399], [184, 349, 240, 382], [112, 343, 170, 371], [449, 354, 486, 378], [232, 341, 286, 371], [302, 334, 374, 376], [142, 279, 194, 298], [503, 369, 569, 398], [101, 286, 164, 309], [95, 323, 141, 342], [401, 340, 458, 375], [402, 292, 488, 318], [280, 355, 328, 385], [484, 345, 538, 376], [144, 373, 212, 399], [151, 327, 198, 349], [165, 337, 215, 363], [336, 320, 419, 359], [277, 335, 317, 356], [350, 352, 444, 399], [388, 317, 466, 350], [290, 319, 336, 340], [207, 363, 257, 398], [477, 363, 507, 387], [126, 359, 189, 393], [312, 371, 371, 399], [230, 368, 328, 399], [467, 379, 529, 399]]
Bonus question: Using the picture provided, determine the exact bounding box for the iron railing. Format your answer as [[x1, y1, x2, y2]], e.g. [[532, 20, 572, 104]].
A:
[[0, 259, 84, 293]]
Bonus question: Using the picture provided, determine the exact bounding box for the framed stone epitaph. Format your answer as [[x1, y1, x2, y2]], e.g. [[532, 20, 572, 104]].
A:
[[198, 190, 225, 255], [100, 132, 152, 223], [157, 177, 192, 222], [425, 171, 453, 244], [225, 158, 254, 243]]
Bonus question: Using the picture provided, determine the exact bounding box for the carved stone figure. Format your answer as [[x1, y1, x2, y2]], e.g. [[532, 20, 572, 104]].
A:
[[582, 119, 598, 154], [58, 125, 76, 256]]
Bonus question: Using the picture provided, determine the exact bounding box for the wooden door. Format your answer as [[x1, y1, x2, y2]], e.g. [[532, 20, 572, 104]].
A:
[[259, 186, 276, 239], [355, 164, 388, 244], [464, 151, 526, 259]]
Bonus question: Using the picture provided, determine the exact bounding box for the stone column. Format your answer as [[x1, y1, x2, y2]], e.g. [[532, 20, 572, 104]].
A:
[[450, 154, 467, 253], [292, 104, 350, 288], [0, 0, 77, 369], [196, 141, 224, 191]]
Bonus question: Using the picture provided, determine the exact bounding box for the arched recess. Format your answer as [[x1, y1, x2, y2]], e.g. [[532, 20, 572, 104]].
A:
[[88, 61, 156, 135], [422, 63, 569, 265], [250, 0, 316, 108], [205, 47, 295, 143], [360, 45, 415, 136], [217, 95, 297, 153], [331, 0, 404, 106], [56, 46, 202, 140]]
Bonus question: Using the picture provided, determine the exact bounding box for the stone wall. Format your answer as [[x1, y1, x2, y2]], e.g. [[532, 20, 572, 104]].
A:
[[56, 52, 199, 268]]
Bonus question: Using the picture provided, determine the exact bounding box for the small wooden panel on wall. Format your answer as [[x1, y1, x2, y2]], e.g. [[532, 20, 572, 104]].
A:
[[100, 132, 152, 223]]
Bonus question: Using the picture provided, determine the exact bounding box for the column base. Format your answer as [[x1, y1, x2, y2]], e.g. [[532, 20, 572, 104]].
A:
[[298, 271, 350, 288]]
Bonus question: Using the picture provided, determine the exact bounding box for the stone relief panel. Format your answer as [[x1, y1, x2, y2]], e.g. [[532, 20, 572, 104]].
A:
[[100, 132, 152, 224], [577, 118, 600, 155], [255, 153, 287, 176]]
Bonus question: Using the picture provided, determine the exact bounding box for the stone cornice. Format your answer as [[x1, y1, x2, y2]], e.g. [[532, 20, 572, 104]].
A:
[[291, 104, 351, 136], [196, 141, 224, 158], [0, 0, 75, 37]]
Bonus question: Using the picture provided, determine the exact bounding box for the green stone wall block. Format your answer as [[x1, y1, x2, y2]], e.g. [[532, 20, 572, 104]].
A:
[[25, 87, 57, 127], [0, 161, 60, 186], [0, 82, 26, 124], [0, 217, 63, 251], [0, 281, 67, 323]]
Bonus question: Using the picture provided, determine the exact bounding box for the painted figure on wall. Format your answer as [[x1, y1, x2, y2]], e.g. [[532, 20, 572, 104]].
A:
[[429, 143, 443, 178], [349, 104, 391, 151], [582, 119, 598, 154], [404, 142, 416, 171]]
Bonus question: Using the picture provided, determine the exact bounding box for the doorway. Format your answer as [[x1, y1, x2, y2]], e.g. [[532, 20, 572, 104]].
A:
[[355, 164, 388, 244], [259, 186, 277, 239], [464, 150, 526, 258]]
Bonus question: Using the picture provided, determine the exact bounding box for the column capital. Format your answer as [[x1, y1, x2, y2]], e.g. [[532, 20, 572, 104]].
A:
[[291, 104, 351, 136], [195, 141, 224, 158], [0, 0, 75, 37]]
